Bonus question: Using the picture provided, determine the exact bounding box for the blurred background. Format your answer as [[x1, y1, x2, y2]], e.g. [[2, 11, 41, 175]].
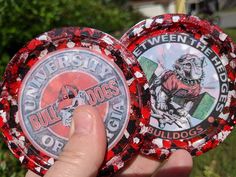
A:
[[0, 0, 235, 177]]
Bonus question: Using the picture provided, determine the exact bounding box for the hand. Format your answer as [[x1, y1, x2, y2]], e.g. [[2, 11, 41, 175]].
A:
[[26, 105, 193, 177]]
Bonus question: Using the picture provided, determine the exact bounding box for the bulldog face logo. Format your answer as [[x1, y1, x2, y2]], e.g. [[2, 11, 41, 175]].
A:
[[174, 54, 205, 81], [55, 85, 88, 127]]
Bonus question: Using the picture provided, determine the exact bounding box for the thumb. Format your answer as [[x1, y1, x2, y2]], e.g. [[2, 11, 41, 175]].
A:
[[45, 105, 107, 177]]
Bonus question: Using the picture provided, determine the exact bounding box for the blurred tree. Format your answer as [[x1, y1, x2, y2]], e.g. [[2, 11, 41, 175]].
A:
[[0, 0, 142, 77], [102, 0, 129, 7]]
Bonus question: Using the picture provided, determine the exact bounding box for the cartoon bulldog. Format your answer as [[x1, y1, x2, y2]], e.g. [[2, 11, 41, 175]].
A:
[[150, 54, 205, 129], [55, 85, 88, 127]]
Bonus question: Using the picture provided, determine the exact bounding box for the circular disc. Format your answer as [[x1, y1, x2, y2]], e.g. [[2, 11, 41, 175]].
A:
[[0, 27, 150, 176], [120, 14, 236, 159]]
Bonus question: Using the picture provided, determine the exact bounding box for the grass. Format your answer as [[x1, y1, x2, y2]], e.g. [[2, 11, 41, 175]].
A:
[[224, 28, 236, 41], [191, 130, 236, 177], [0, 27, 236, 177], [0, 139, 26, 177]]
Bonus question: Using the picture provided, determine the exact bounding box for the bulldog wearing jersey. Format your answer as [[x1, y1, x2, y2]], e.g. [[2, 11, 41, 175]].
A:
[[150, 54, 205, 129]]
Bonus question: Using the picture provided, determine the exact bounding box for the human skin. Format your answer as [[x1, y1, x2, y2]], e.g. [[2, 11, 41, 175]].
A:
[[26, 105, 193, 177]]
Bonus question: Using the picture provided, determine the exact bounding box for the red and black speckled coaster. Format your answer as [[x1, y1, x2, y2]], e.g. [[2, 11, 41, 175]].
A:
[[121, 14, 236, 160], [0, 27, 151, 176]]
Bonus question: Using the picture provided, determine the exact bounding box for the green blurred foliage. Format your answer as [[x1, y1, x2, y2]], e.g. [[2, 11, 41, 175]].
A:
[[0, 0, 142, 78], [191, 130, 236, 177], [224, 28, 236, 42], [0, 141, 26, 177]]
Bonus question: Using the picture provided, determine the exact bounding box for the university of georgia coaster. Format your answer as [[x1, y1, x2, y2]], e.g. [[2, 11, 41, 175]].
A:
[[120, 14, 236, 159], [0, 27, 150, 176]]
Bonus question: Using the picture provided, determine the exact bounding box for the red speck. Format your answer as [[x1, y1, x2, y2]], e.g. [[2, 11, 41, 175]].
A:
[[27, 39, 42, 50]]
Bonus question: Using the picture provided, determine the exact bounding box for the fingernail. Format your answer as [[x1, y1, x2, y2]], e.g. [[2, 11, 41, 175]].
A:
[[72, 109, 95, 135]]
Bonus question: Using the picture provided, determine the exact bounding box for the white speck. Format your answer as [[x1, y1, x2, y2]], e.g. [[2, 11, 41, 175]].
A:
[[102, 36, 113, 45], [124, 130, 130, 139], [230, 60, 236, 69], [20, 52, 29, 60], [124, 57, 132, 65], [161, 149, 170, 155], [144, 83, 149, 90], [11, 98, 17, 106], [104, 49, 111, 56], [231, 115, 235, 120], [11, 128, 20, 137], [172, 16, 180, 22], [230, 52, 236, 58], [39, 49, 48, 59], [170, 148, 177, 152], [117, 161, 124, 169], [35, 167, 41, 173], [15, 115, 19, 124], [133, 26, 143, 37], [92, 45, 101, 52], [127, 78, 134, 86], [219, 32, 227, 41], [145, 19, 153, 28], [149, 149, 156, 154], [130, 109, 133, 114], [37, 34, 49, 41], [133, 137, 140, 144], [139, 125, 148, 135], [48, 158, 54, 165], [227, 90, 235, 103], [134, 71, 143, 78], [1, 112, 7, 123], [19, 156, 24, 163], [155, 18, 164, 24], [106, 155, 121, 166], [67, 41, 75, 48], [215, 130, 230, 142], [220, 54, 229, 66], [152, 138, 163, 148], [19, 136, 25, 141], [141, 148, 156, 155], [192, 138, 205, 148], [7, 95, 12, 101]]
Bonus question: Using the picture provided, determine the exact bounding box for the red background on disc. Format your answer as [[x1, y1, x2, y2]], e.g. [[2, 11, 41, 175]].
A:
[[40, 71, 108, 139]]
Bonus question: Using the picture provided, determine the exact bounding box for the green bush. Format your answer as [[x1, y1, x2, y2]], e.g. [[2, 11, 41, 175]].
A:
[[0, 0, 142, 77]]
